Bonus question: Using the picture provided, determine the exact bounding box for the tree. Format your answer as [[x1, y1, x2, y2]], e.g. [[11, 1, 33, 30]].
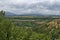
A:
[[0, 10, 5, 16]]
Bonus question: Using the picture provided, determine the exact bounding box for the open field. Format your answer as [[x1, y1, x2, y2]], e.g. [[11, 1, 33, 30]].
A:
[[7, 16, 53, 26], [7, 16, 60, 28]]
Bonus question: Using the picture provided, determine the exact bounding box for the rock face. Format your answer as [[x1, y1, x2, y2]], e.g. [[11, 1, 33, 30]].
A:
[[47, 19, 60, 29]]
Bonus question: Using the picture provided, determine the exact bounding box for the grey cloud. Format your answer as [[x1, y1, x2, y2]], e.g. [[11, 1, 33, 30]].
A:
[[0, 0, 60, 15], [47, 4, 60, 10]]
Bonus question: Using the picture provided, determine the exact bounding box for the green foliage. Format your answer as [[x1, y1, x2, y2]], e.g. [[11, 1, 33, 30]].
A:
[[0, 10, 5, 16], [0, 11, 60, 40]]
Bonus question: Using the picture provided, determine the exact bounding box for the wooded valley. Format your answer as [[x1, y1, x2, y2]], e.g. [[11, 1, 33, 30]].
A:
[[0, 10, 60, 40]]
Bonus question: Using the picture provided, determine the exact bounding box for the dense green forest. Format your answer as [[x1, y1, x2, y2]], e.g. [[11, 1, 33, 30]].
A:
[[0, 10, 60, 40]]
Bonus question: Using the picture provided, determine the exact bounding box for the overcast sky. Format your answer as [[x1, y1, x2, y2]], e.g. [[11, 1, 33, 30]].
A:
[[0, 0, 60, 15]]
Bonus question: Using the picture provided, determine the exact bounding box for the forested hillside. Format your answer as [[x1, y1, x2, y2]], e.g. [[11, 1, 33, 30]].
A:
[[0, 10, 60, 40]]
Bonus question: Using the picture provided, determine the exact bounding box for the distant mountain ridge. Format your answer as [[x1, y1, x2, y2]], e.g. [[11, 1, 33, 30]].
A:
[[5, 12, 16, 16], [5, 11, 45, 16], [5, 11, 60, 17]]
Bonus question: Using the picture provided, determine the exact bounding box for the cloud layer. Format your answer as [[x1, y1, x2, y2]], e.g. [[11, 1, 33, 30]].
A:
[[0, 0, 60, 15]]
